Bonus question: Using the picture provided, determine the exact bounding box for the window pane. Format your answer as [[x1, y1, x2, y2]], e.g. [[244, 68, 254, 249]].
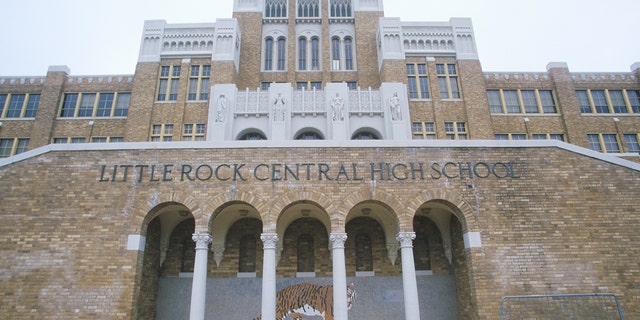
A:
[[417, 64, 427, 74], [628, 90, 640, 113], [449, 77, 460, 99], [436, 64, 445, 74], [587, 134, 602, 151], [78, 94, 96, 117], [311, 38, 319, 70], [114, 93, 130, 117], [503, 90, 520, 113], [299, 38, 307, 70], [539, 91, 556, 113], [277, 38, 286, 70], [200, 78, 210, 100], [576, 90, 591, 113], [609, 90, 627, 113], [591, 90, 609, 113], [0, 139, 13, 157], [92, 137, 107, 143], [345, 38, 353, 70], [624, 134, 640, 152], [24, 94, 40, 118], [0, 94, 6, 116], [419, 77, 429, 99], [511, 134, 526, 140], [487, 90, 502, 113], [6, 94, 25, 118], [532, 134, 547, 140], [15, 139, 29, 154], [188, 78, 198, 100], [172, 66, 181, 77], [407, 77, 418, 99], [61, 94, 78, 117], [495, 134, 509, 140], [602, 134, 619, 152], [157, 79, 168, 101], [96, 93, 114, 117], [265, 38, 273, 70], [521, 90, 538, 113], [169, 79, 179, 100], [190, 65, 200, 77], [438, 77, 448, 99]]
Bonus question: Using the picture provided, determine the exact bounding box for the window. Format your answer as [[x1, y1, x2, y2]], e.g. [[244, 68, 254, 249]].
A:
[[346, 82, 357, 90], [532, 133, 564, 141], [407, 63, 429, 99], [351, 131, 380, 140], [59, 92, 129, 118], [344, 38, 353, 70], [488, 89, 557, 114], [295, 131, 323, 140], [444, 122, 467, 140], [188, 65, 211, 101], [151, 124, 174, 142], [296, 81, 322, 90], [0, 138, 29, 158], [265, 0, 287, 18], [157, 65, 181, 101], [577, 89, 640, 114], [311, 38, 320, 70], [0, 93, 39, 119], [277, 37, 286, 70], [264, 38, 274, 70], [587, 133, 620, 153], [297, 0, 319, 17], [239, 131, 267, 140], [495, 133, 527, 140], [623, 134, 640, 152], [183, 123, 206, 141], [297, 234, 315, 272], [412, 121, 436, 140], [330, 0, 352, 18], [355, 234, 372, 271], [239, 235, 257, 273], [436, 64, 460, 99], [331, 37, 340, 70], [298, 37, 307, 70]]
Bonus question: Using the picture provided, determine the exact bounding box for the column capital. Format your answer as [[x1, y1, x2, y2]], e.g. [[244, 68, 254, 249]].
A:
[[260, 233, 279, 249], [192, 232, 212, 249], [330, 233, 348, 249], [396, 232, 416, 248]]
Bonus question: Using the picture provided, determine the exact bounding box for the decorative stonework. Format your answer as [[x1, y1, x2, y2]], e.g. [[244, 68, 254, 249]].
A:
[[330, 233, 348, 249], [261, 233, 279, 249], [192, 232, 212, 249], [396, 232, 416, 248]]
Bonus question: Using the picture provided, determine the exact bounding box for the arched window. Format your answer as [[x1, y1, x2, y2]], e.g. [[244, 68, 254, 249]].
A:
[[311, 37, 320, 70], [277, 37, 286, 70], [413, 233, 431, 270], [297, 234, 315, 272], [295, 131, 323, 140], [298, 37, 307, 70], [330, 0, 352, 17], [355, 234, 373, 271], [264, 38, 274, 70], [344, 37, 353, 70], [352, 131, 380, 140], [265, 0, 287, 18], [239, 132, 267, 140], [181, 237, 195, 272], [331, 37, 341, 70], [298, 0, 319, 17], [239, 235, 257, 272]]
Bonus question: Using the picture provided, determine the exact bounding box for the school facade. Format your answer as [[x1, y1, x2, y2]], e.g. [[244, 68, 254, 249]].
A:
[[0, 0, 639, 319]]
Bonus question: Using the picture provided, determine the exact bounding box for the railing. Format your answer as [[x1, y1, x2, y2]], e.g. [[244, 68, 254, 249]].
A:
[[501, 293, 624, 319]]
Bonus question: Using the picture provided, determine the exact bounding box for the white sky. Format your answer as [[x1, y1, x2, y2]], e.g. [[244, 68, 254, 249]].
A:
[[1, 0, 638, 76]]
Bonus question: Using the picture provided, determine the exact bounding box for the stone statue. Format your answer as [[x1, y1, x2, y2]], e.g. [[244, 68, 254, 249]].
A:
[[273, 92, 286, 121], [216, 93, 227, 122], [331, 92, 344, 121], [389, 91, 401, 121]]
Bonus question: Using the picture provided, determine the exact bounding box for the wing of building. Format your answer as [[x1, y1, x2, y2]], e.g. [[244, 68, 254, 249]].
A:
[[0, 0, 638, 319]]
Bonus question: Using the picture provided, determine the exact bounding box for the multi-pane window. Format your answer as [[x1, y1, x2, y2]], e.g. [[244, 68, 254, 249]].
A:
[[151, 124, 174, 142], [0, 94, 40, 118], [587, 133, 620, 153], [297, 0, 319, 17], [59, 92, 130, 118], [346, 82, 357, 90], [265, 0, 287, 18], [495, 133, 527, 140], [577, 89, 640, 114], [330, 37, 355, 71], [406, 64, 429, 99], [330, 0, 352, 18], [623, 134, 640, 152], [52, 137, 86, 144], [91, 137, 124, 143], [532, 133, 564, 141], [296, 82, 322, 90], [277, 38, 286, 70], [298, 38, 307, 70], [444, 122, 467, 140], [412, 122, 436, 140], [487, 89, 557, 114], [264, 38, 274, 70], [0, 138, 29, 158], [344, 38, 353, 70], [157, 66, 181, 101], [183, 123, 206, 141], [311, 38, 320, 70], [188, 65, 211, 101], [436, 64, 460, 99], [297, 36, 321, 71], [331, 38, 340, 70], [265, 37, 287, 71]]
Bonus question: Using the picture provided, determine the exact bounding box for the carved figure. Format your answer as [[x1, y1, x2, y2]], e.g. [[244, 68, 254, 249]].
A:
[[273, 92, 286, 121], [331, 92, 344, 121], [251, 282, 356, 320], [216, 93, 227, 122], [389, 91, 401, 121]]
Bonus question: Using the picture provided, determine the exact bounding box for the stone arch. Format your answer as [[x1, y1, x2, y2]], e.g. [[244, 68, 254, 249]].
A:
[[339, 188, 403, 230], [201, 188, 270, 227], [133, 191, 202, 235], [268, 189, 336, 232], [404, 189, 478, 233]]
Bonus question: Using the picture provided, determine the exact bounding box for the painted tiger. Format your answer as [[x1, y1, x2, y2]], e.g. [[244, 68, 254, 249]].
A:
[[252, 282, 356, 320]]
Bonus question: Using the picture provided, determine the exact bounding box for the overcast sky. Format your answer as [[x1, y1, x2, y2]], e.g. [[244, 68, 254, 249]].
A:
[[1, 0, 638, 76]]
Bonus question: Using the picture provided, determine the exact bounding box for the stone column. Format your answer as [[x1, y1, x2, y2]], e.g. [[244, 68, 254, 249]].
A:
[[260, 233, 279, 320], [189, 232, 212, 320], [330, 233, 349, 320], [397, 232, 420, 320]]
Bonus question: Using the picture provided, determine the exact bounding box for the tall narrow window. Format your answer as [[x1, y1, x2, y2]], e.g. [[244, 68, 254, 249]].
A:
[[330, 0, 352, 17], [298, 37, 307, 70], [436, 63, 460, 99], [265, 0, 287, 18], [344, 38, 353, 70], [157, 65, 181, 101], [297, 234, 315, 272], [277, 37, 286, 70], [331, 37, 340, 70], [264, 38, 274, 70], [406, 63, 429, 99], [355, 234, 373, 271], [239, 235, 257, 272], [311, 38, 320, 70]]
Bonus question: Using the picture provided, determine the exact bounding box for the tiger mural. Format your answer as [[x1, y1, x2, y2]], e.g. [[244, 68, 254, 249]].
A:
[[252, 282, 356, 320]]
